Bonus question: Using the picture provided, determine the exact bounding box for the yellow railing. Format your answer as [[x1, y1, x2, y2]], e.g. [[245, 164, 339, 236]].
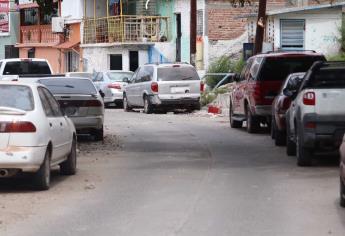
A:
[[83, 15, 169, 44]]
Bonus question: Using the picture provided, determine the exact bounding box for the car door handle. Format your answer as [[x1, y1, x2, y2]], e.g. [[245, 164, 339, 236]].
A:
[[60, 122, 63, 126], [49, 123, 53, 127]]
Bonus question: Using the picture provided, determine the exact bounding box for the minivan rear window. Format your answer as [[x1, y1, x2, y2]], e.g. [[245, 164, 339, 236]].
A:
[[3, 61, 51, 75], [39, 78, 97, 95], [258, 56, 325, 81], [0, 85, 34, 111], [157, 67, 199, 81], [308, 68, 345, 88]]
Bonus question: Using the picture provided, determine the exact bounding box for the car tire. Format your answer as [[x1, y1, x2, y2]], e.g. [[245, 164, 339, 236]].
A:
[[115, 100, 123, 108], [94, 127, 104, 141], [143, 96, 154, 114], [271, 116, 276, 139], [296, 129, 312, 167], [123, 95, 132, 112], [275, 129, 286, 146], [246, 105, 260, 133], [286, 122, 296, 156], [33, 149, 51, 191], [340, 178, 345, 208], [230, 102, 242, 128], [60, 139, 77, 176]]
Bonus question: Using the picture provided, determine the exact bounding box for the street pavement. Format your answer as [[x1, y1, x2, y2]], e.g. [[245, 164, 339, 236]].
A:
[[1, 109, 345, 236]]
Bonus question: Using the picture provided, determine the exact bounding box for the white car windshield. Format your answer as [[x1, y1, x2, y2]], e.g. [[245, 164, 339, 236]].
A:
[[0, 85, 34, 111]]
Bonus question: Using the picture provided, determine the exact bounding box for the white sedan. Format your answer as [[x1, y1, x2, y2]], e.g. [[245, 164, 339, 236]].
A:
[[0, 81, 77, 190]]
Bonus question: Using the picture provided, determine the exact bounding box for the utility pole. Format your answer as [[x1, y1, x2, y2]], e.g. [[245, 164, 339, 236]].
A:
[[190, 0, 197, 66], [254, 0, 267, 55]]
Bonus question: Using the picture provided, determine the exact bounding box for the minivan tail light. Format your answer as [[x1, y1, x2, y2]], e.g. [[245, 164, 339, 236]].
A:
[[0, 121, 36, 133], [108, 83, 121, 89], [151, 82, 159, 93], [303, 92, 315, 106], [200, 82, 205, 92]]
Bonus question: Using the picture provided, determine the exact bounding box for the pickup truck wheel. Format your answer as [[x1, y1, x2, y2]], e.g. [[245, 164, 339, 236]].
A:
[[275, 129, 286, 146], [271, 117, 276, 139], [246, 106, 260, 133], [60, 139, 77, 176], [123, 95, 132, 112], [230, 103, 242, 128], [144, 96, 154, 114], [93, 127, 104, 141], [296, 131, 312, 167], [340, 178, 345, 207], [33, 149, 51, 191], [286, 122, 296, 156]]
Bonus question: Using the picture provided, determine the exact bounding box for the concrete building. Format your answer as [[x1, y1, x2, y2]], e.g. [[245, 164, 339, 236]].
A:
[[16, 0, 82, 73], [0, 0, 20, 59]]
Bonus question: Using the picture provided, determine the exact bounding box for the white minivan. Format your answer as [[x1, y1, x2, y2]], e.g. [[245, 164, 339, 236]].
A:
[[123, 63, 202, 113]]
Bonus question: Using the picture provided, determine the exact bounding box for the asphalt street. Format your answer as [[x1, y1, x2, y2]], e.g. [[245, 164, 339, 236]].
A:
[[1, 109, 345, 236]]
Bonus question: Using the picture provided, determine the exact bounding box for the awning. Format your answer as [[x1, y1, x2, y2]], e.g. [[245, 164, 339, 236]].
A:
[[54, 40, 80, 50], [19, 3, 39, 9]]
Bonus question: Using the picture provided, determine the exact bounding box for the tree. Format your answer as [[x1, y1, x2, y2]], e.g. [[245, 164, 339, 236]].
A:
[[33, 0, 57, 16]]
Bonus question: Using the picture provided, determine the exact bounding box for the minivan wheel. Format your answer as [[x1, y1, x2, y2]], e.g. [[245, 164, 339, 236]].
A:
[[60, 139, 77, 175], [271, 117, 276, 139], [275, 129, 286, 146], [246, 106, 260, 133], [123, 95, 132, 112], [144, 96, 154, 114], [94, 127, 104, 141], [33, 149, 51, 191], [296, 131, 312, 167], [340, 178, 345, 207], [230, 103, 242, 128]]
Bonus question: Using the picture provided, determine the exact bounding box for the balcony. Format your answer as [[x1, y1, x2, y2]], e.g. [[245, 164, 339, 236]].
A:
[[82, 15, 169, 45], [20, 25, 62, 45]]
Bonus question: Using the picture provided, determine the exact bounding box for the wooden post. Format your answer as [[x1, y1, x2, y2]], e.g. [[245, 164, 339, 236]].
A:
[[254, 0, 267, 55], [84, 0, 86, 18], [190, 0, 197, 65]]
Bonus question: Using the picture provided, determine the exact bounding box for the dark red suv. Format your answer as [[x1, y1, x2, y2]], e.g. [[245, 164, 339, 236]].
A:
[[229, 51, 325, 133]]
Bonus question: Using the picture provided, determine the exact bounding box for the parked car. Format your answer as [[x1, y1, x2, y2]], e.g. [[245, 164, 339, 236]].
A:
[[340, 135, 345, 207], [92, 70, 134, 107], [0, 81, 77, 190], [123, 63, 202, 114], [38, 77, 105, 141], [285, 61, 345, 166], [0, 58, 53, 80], [271, 73, 305, 146], [66, 72, 94, 80], [229, 51, 326, 133]]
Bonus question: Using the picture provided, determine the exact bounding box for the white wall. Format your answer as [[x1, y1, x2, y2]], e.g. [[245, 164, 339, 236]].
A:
[[273, 8, 342, 56], [61, 0, 83, 20], [83, 46, 149, 72]]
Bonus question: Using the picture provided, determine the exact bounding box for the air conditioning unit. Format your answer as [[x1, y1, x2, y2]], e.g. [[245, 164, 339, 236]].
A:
[[52, 17, 64, 33]]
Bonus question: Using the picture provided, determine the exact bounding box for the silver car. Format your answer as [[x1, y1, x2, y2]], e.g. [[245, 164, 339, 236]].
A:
[[93, 70, 134, 107], [39, 77, 105, 141], [123, 63, 202, 114]]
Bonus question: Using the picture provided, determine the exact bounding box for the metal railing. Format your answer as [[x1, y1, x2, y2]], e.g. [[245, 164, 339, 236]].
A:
[[21, 25, 62, 44], [83, 15, 169, 44]]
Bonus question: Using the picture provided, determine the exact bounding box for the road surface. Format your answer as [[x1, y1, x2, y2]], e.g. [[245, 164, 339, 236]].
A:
[[1, 109, 344, 236]]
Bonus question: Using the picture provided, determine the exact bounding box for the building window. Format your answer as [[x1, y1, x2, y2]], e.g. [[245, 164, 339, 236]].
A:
[[28, 48, 35, 58], [5, 45, 19, 59], [197, 10, 203, 36], [280, 19, 305, 50]]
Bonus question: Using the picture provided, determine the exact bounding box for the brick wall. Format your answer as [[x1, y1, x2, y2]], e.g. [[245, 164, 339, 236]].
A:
[[206, 0, 291, 40]]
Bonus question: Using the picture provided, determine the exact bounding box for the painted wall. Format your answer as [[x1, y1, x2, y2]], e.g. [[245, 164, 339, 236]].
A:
[[61, 0, 83, 20], [82, 46, 149, 72], [272, 8, 342, 56], [0, 2, 20, 59]]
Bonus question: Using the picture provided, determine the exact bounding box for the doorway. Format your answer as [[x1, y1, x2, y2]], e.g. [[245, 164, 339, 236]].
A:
[[176, 13, 181, 62], [129, 51, 139, 72], [110, 54, 123, 70]]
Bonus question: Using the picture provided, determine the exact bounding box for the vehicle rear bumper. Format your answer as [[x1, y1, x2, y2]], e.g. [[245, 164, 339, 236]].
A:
[[303, 132, 345, 150], [0, 146, 47, 173], [150, 95, 200, 107], [71, 116, 104, 131], [253, 105, 272, 116], [104, 90, 123, 104], [340, 144, 345, 182]]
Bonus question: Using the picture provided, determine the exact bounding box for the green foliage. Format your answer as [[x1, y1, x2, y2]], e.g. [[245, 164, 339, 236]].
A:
[[206, 56, 245, 88], [327, 53, 345, 61], [201, 92, 217, 106], [339, 16, 345, 53], [33, 0, 56, 16]]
